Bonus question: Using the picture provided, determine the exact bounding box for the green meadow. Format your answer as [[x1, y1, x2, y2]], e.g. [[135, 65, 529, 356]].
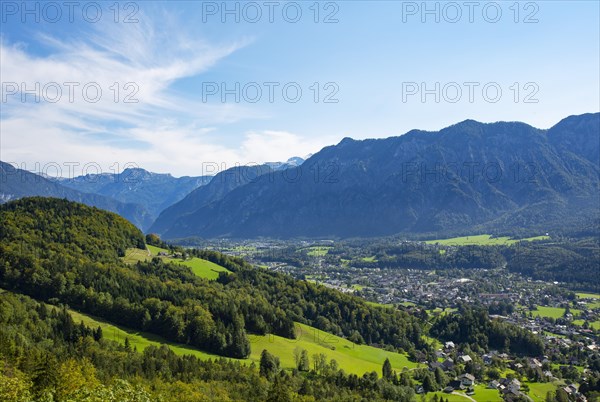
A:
[[304, 246, 332, 257], [527, 381, 562, 402], [427, 392, 472, 402], [530, 305, 600, 330], [427, 307, 458, 316], [425, 234, 549, 246], [121, 247, 152, 264], [68, 310, 420, 376], [248, 322, 420, 375], [428, 385, 503, 402], [123, 246, 231, 280], [365, 301, 396, 308], [427, 382, 559, 402], [68, 309, 218, 360], [177, 258, 230, 280], [573, 320, 600, 330], [577, 293, 600, 309], [530, 306, 581, 319], [465, 385, 503, 402], [147, 245, 166, 255], [217, 245, 257, 256]]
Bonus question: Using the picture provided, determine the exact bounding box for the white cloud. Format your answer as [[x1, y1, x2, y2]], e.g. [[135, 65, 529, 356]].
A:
[[1, 9, 324, 177], [0, 112, 328, 177], [240, 130, 329, 164]]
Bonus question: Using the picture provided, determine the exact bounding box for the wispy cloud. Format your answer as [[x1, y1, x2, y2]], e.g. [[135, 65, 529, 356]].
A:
[[1, 9, 322, 176]]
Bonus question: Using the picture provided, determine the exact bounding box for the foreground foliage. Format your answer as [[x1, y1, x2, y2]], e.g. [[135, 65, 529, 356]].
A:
[[0, 291, 418, 401]]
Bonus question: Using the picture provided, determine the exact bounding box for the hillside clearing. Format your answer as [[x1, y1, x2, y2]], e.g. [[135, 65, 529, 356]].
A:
[[68, 309, 420, 376], [122, 246, 231, 280], [425, 234, 550, 246]]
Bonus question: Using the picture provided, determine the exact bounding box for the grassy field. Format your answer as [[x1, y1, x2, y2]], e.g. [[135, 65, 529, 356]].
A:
[[530, 306, 566, 319], [428, 385, 503, 402], [122, 246, 230, 280], [423, 335, 443, 350], [365, 301, 395, 308], [248, 322, 420, 375], [530, 306, 582, 319], [468, 385, 503, 401], [68, 309, 218, 360], [146, 245, 166, 255], [426, 382, 558, 402], [221, 245, 256, 253], [67, 309, 420, 376], [427, 393, 472, 402], [425, 234, 550, 246], [305, 274, 328, 281], [122, 247, 152, 264], [427, 307, 458, 316], [360, 256, 378, 262], [122, 245, 166, 264], [573, 319, 600, 330], [543, 330, 566, 338], [526, 381, 561, 402], [304, 246, 332, 257], [577, 293, 600, 309], [177, 258, 230, 280]]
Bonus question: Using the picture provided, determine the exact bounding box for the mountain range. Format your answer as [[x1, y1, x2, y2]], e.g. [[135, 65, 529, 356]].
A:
[[2, 114, 598, 238], [0, 158, 304, 232], [153, 113, 600, 239], [0, 161, 153, 229], [55, 168, 211, 222]]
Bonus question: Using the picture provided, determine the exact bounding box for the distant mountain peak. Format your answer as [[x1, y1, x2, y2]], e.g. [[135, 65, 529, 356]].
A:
[[264, 157, 306, 171], [285, 156, 305, 165], [338, 137, 355, 145]]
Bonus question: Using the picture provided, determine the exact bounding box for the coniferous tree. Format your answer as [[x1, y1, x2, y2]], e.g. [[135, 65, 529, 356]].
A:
[[299, 349, 310, 372], [259, 350, 279, 380], [382, 358, 393, 380]]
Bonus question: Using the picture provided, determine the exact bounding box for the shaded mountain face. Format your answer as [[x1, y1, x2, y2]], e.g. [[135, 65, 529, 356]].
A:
[[0, 162, 153, 230], [157, 113, 599, 239], [56, 168, 211, 221], [149, 164, 277, 235]]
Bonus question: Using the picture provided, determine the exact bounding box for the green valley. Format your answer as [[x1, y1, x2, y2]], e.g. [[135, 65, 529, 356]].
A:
[[1, 198, 598, 402]]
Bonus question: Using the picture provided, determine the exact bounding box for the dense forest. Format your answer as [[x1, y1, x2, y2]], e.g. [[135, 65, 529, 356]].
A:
[[505, 240, 600, 291], [343, 243, 505, 270], [0, 198, 428, 359], [429, 306, 545, 356]]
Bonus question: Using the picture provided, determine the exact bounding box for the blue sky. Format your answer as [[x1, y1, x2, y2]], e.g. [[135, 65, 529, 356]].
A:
[[1, 1, 599, 176]]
